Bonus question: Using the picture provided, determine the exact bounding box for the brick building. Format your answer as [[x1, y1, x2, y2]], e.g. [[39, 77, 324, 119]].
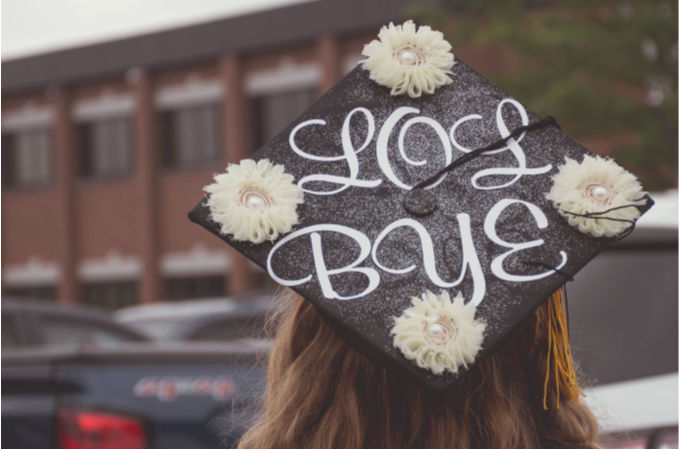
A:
[[1, 0, 411, 308]]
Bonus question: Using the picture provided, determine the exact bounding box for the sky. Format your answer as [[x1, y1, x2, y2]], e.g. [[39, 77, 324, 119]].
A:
[[1, 0, 315, 60]]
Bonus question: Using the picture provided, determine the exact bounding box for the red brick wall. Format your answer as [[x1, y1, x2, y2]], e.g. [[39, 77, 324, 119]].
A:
[[1, 34, 359, 303], [159, 169, 222, 254], [75, 180, 141, 258], [2, 189, 61, 263]]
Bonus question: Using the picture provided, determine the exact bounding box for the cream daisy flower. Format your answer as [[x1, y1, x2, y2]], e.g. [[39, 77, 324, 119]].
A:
[[361, 20, 455, 98], [546, 155, 646, 238], [204, 159, 304, 244], [391, 290, 486, 375]]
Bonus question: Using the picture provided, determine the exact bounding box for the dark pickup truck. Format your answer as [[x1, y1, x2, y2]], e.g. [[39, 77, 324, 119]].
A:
[[2, 300, 268, 449], [2, 343, 267, 448]]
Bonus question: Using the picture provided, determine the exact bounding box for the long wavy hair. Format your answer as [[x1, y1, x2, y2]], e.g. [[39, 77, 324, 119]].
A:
[[238, 289, 599, 448]]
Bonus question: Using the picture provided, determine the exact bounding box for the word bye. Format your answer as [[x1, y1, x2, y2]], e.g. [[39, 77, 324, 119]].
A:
[[267, 197, 567, 304]]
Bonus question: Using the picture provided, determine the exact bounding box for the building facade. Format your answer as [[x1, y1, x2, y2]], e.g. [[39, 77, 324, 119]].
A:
[[1, 0, 410, 308]]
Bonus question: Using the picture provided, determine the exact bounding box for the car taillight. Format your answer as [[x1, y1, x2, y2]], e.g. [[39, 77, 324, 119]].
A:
[[57, 409, 148, 449]]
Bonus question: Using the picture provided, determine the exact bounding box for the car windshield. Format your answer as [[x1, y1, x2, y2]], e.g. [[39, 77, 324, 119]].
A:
[[188, 316, 267, 342], [40, 317, 141, 349], [121, 315, 267, 342], [2, 307, 147, 351], [121, 317, 192, 341]]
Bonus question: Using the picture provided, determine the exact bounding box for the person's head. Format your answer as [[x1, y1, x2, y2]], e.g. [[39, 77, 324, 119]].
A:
[[238, 289, 599, 448]]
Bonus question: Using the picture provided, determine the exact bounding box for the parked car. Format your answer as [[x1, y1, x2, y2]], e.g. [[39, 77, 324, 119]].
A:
[[114, 293, 275, 343], [2, 300, 268, 448], [2, 342, 267, 448]]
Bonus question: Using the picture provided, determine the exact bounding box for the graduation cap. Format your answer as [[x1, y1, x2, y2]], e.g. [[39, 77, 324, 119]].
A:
[[189, 21, 653, 390]]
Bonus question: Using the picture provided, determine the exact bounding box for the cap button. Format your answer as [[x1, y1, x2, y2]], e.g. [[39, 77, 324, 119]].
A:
[[403, 188, 438, 217]]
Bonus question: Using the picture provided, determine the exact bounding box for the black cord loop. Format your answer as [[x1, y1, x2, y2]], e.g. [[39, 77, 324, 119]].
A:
[[560, 196, 651, 241], [412, 116, 561, 190]]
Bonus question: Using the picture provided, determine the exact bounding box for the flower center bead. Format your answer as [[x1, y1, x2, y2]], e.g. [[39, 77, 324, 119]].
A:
[[239, 188, 273, 210], [583, 183, 612, 205], [394, 46, 425, 66], [423, 318, 457, 346]]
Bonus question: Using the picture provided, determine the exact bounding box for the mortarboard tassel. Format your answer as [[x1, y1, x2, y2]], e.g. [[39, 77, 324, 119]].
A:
[[534, 288, 584, 410]]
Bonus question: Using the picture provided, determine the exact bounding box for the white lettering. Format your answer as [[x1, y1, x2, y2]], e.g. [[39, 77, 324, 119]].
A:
[[267, 224, 380, 300], [484, 199, 567, 282], [290, 109, 382, 195], [469, 99, 552, 190], [371, 216, 486, 306]]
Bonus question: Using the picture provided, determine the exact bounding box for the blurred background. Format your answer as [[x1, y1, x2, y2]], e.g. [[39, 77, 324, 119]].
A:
[[1, 0, 677, 448]]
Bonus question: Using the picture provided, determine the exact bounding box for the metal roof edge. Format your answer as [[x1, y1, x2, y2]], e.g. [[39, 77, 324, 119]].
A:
[[1, 0, 410, 95]]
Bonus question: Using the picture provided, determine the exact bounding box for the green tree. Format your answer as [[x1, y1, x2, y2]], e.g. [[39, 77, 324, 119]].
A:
[[410, 0, 677, 190]]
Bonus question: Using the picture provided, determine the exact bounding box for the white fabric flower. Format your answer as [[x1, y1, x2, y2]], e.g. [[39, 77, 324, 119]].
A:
[[546, 155, 645, 238], [391, 290, 486, 375], [204, 159, 304, 244], [361, 20, 455, 98]]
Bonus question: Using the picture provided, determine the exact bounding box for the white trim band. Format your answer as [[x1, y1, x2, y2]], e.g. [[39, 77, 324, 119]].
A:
[[77, 250, 140, 281], [3, 257, 60, 286], [584, 373, 678, 433], [73, 92, 135, 121], [245, 60, 320, 96], [156, 77, 223, 109], [161, 244, 232, 277], [2, 105, 53, 131]]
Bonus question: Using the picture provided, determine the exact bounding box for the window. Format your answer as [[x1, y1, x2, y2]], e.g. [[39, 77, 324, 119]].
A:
[[252, 268, 277, 294], [251, 88, 316, 149], [77, 117, 134, 179], [80, 281, 137, 310], [159, 104, 221, 168], [4, 285, 57, 301], [2, 314, 22, 349], [2, 129, 52, 188], [164, 275, 225, 300]]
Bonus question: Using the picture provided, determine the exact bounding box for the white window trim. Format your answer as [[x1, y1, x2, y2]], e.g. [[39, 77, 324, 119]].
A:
[[3, 257, 60, 287], [343, 54, 363, 75], [245, 59, 320, 96], [156, 77, 223, 110], [161, 243, 232, 277], [2, 105, 53, 132], [73, 92, 135, 121], [77, 250, 140, 282]]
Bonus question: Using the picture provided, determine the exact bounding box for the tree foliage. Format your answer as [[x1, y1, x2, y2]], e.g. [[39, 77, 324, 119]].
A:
[[409, 0, 677, 190]]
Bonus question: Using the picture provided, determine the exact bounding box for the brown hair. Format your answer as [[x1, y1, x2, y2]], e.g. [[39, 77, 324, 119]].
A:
[[238, 289, 599, 448]]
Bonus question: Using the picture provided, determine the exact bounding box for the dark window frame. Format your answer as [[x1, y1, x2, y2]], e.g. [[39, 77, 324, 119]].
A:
[[164, 275, 226, 301], [1, 128, 53, 190], [80, 280, 138, 310], [159, 103, 222, 171], [250, 87, 317, 150], [252, 268, 277, 294], [76, 116, 135, 181], [3, 284, 57, 301]]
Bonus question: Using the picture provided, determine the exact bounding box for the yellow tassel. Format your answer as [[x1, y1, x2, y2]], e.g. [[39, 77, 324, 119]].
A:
[[536, 288, 584, 410]]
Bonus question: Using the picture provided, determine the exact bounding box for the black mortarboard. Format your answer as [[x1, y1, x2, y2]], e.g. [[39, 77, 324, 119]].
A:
[[189, 21, 652, 389]]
